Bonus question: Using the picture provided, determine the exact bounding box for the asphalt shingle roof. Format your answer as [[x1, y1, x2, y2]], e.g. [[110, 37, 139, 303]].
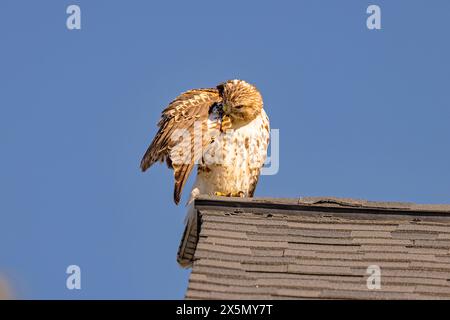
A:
[[178, 196, 450, 299]]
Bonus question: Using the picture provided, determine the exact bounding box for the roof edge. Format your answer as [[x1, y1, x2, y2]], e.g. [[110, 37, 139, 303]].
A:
[[178, 195, 450, 268], [193, 196, 450, 216]]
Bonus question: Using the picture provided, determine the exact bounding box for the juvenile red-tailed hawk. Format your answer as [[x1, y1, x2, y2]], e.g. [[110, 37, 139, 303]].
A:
[[140, 79, 270, 205]]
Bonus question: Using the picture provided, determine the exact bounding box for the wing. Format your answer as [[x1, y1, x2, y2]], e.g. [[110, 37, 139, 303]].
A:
[[140, 88, 222, 204]]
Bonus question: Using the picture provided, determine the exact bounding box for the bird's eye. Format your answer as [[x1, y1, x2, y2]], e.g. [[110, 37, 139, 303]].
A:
[[234, 105, 244, 109]]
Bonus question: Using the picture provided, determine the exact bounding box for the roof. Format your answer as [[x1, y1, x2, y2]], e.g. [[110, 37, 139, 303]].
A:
[[178, 196, 450, 300]]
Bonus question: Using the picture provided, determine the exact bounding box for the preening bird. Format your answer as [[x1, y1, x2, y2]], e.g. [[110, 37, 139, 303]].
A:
[[140, 79, 270, 205]]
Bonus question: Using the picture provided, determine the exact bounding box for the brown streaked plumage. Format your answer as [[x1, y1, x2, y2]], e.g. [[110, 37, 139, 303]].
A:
[[140, 79, 270, 205]]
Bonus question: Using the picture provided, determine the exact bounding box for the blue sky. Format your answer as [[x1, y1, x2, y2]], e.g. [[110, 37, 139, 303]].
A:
[[1, 0, 449, 299]]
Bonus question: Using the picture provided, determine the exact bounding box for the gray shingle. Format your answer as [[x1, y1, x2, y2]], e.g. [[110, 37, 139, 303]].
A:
[[178, 196, 450, 300]]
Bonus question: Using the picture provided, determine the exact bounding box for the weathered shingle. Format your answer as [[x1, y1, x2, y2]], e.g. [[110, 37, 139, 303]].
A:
[[178, 196, 450, 300]]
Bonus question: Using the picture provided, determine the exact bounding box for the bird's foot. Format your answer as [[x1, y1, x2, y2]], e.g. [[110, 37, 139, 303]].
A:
[[214, 191, 245, 198], [231, 191, 245, 198]]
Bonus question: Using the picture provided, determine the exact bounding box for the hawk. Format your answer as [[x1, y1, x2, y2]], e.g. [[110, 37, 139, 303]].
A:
[[140, 79, 270, 205]]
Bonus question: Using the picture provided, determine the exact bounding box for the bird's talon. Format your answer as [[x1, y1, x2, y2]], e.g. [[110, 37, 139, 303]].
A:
[[214, 191, 227, 197]]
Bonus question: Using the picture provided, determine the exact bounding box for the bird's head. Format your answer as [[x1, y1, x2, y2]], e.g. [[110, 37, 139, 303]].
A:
[[217, 79, 263, 126]]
